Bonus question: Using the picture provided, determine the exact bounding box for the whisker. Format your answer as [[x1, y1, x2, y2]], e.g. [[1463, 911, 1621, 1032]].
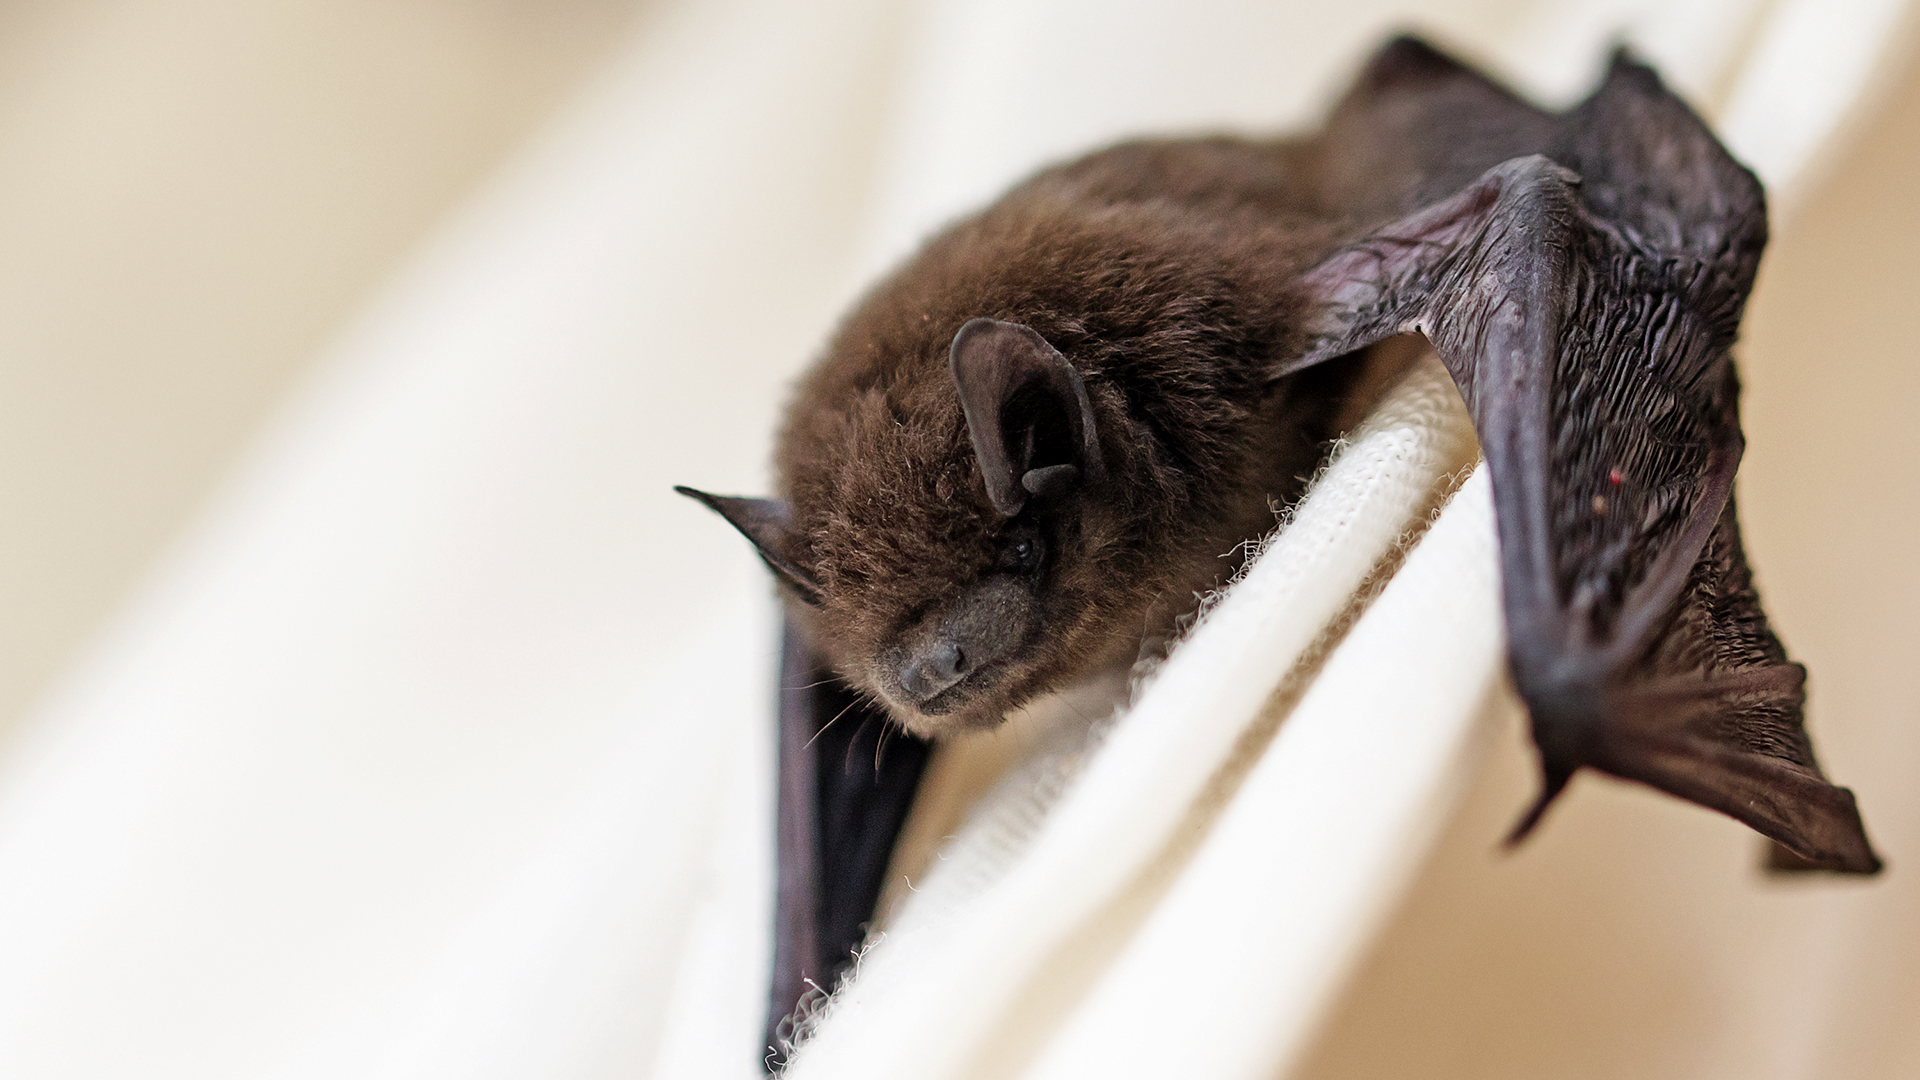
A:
[[843, 711, 880, 774], [804, 697, 863, 750]]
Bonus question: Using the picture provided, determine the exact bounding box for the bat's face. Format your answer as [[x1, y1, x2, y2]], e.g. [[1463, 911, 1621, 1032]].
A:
[[784, 480, 1102, 739], [817, 319, 1153, 736], [684, 318, 1154, 738]]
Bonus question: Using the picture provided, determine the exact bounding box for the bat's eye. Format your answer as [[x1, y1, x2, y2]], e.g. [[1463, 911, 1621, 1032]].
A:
[[998, 528, 1045, 575]]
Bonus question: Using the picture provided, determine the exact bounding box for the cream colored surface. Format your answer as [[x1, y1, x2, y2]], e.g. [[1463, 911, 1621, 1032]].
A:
[[0, 2, 1914, 1078], [0, 0, 642, 742]]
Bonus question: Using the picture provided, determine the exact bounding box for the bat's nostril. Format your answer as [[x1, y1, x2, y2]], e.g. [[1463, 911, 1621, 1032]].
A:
[[929, 641, 966, 681], [900, 641, 968, 703]]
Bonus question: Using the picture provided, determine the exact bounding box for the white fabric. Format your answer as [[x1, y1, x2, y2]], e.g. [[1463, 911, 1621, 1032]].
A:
[[0, 1, 1910, 1078], [1021, 469, 1503, 1080]]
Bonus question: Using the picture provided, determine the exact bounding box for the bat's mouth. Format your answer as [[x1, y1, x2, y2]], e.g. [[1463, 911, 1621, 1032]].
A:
[[881, 661, 1025, 737], [909, 663, 1001, 717]]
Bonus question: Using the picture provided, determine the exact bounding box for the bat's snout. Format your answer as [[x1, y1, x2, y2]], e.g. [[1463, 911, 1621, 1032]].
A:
[[898, 640, 970, 704], [875, 574, 1035, 727]]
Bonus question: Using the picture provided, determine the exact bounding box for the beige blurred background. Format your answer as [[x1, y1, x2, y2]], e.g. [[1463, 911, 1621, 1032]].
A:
[[0, 4, 1916, 1075], [0, 0, 647, 746]]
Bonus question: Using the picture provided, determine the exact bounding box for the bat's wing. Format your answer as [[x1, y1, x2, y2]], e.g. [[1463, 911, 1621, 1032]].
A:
[[767, 616, 933, 1068], [1282, 47, 1880, 871]]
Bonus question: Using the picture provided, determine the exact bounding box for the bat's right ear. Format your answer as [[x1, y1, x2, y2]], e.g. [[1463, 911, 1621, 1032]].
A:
[[949, 317, 1106, 517], [674, 486, 823, 605]]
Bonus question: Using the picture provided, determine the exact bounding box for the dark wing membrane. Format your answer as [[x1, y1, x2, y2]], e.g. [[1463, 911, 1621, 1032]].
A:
[[1305, 35, 1559, 215], [1286, 49, 1879, 872], [767, 619, 933, 1069]]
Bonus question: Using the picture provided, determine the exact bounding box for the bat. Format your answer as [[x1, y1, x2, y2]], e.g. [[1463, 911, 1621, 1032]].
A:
[[676, 35, 1882, 1068]]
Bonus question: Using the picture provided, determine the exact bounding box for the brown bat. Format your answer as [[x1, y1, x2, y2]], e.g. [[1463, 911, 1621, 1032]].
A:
[[677, 35, 1882, 1068]]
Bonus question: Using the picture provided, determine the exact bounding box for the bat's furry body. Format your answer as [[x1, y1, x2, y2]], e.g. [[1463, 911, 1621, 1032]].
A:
[[678, 36, 1881, 1068], [777, 141, 1369, 735]]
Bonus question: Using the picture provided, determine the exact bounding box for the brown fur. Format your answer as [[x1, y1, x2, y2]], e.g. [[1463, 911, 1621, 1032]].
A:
[[773, 135, 1385, 735]]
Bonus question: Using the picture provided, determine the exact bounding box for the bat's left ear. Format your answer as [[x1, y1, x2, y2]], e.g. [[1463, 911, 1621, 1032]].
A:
[[949, 317, 1106, 517], [674, 486, 824, 605]]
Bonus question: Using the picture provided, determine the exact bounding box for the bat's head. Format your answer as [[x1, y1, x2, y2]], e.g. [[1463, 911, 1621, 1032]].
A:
[[680, 317, 1161, 737]]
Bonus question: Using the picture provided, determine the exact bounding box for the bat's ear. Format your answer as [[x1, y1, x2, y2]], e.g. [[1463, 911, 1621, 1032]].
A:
[[948, 318, 1106, 517], [674, 486, 823, 605]]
